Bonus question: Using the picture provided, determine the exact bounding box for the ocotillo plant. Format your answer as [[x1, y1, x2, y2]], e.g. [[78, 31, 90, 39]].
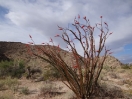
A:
[[27, 15, 113, 99]]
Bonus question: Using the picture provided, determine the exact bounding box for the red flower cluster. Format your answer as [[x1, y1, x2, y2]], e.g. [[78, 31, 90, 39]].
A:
[[104, 22, 108, 26], [109, 32, 113, 35], [96, 50, 99, 52], [28, 42, 33, 45], [83, 16, 86, 20], [55, 34, 60, 37], [29, 34, 32, 38], [109, 52, 113, 54], [75, 21, 79, 24], [58, 25, 63, 30], [49, 38, 53, 42], [81, 25, 85, 28], [78, 14, 80, 19], [73, 65, 78, 69]]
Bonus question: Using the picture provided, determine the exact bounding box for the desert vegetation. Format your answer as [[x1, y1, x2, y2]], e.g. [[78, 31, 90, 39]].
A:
[[27, 15, 115, 99], [0, 16, 132, 99]]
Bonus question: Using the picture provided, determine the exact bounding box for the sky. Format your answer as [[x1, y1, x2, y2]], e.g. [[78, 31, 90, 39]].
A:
[[0, 0, 132, 64]]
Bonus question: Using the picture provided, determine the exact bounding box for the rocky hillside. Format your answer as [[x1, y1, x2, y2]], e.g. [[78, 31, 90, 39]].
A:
[[1, 41, 132, 99], [0, 42, 73, 69], [0, 41, 122, 68]]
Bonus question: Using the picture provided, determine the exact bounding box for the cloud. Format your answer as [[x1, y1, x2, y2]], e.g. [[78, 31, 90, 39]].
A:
[[0, 0, 132, 63]]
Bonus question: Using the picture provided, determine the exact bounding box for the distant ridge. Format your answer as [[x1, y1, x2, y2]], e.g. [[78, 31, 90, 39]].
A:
[[0, 41, 122, 68]]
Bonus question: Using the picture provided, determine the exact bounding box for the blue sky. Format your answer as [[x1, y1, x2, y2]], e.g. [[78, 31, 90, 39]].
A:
[[0, 0, 132, 63]]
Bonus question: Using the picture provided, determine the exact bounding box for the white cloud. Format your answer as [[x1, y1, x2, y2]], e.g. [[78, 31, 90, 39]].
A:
[[0, 0, 132, 63]]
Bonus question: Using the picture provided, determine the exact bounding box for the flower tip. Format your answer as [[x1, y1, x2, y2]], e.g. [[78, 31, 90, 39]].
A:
[[109, 52, 113, 54], [59, 28, 63, 30], [75, 21, 79, 24], [29, 34, 32, 38], [81, 25, 85, 28], [96, 50, 99, 52], [55, 34, 60, 37], [109, 32, 113, 35], [100, 16, 102, 18], [78, 14, 80, 19], [73, 65, 78, 69], [83, 16, 86, 20]]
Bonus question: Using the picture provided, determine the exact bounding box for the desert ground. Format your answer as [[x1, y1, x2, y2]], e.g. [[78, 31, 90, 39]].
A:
[[0, 65, 132, 99]]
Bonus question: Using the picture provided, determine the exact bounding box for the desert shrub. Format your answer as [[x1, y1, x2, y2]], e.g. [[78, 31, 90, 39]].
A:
[[43, 70, 51, 81], [0, 77, 19, 91], [0, 60, 25, 78], [40, 83, 53, 94], [0, 60, 13, 77], [117, 69, 125, 73], [123, 89, 132, 98], [5, 77, 19, 88], [103, 65, 111, 71], [28, 16, 113, 98], [9, 60, 25, 78], [50, 66, 61, 79], [0, 80, 6, 90], [108, 72, 119, 79], [121, 64, 130, 69], [40, 83, 60, 98], [43, 65, 61, 80], [99, 83, 124, 98], [123, 79, 132, 86], [20, 87, 30, 95]]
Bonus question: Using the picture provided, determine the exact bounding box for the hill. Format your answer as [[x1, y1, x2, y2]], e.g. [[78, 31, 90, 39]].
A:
[[0, 41, 122, 68], [0, 41, 132, 99]]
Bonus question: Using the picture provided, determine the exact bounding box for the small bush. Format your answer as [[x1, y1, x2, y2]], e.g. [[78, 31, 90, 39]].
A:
[[0, 77, 19, 90], [5, 77, 19, 87], [0, 60, 13, 77], [20, 87, 30, 95], [123, 89, 132, 98], [103, 65, 111, 71], [0, 60, 25, 78], [40, 83, 56, 94], [43, 65, 61, 80], [123, 79, 132, 86], [121, 64, 130, 69], [108, 72, 119, 79], [0, 80, 6, 90], [40, 82, 61, 98], [40, 85, 52, 94], [100, 83, 124, 98], [117, 69, 125, 73]]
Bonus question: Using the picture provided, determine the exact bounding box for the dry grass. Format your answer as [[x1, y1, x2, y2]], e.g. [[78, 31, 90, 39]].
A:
[[20, 87, 30, 95], [0, 90, 14, 99], [0, 77, 19, 91]]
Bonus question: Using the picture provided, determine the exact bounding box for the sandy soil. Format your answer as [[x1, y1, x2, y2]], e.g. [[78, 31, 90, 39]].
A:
[[13, 79, 74, 99]]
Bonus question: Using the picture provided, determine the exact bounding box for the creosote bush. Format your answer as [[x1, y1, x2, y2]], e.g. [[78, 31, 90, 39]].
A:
[[0, 76, 19, 91], [121, 64, 131, 69], [0, 60, 25, 78], [43, 65, 61, 81], [27, 15, 113, 99], [20, 87, 30, 95]]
